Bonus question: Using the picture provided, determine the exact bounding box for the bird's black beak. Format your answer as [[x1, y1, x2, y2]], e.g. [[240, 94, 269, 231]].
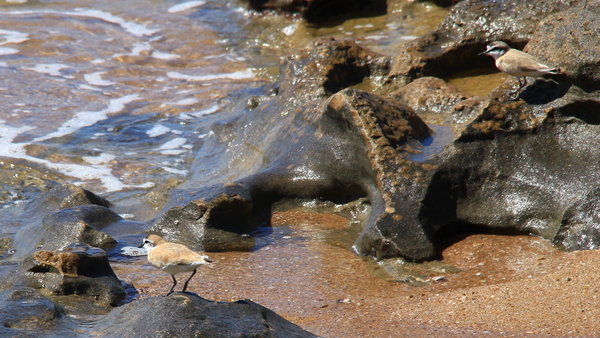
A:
[[138, 243, 144, 248], [478, 50, 488, 56]]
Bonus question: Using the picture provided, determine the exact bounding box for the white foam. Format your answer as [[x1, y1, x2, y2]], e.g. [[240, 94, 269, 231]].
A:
[[151, 50, 180, 60], [157, 137, 187, 150], [160, 149, 186, 155], [171, 98, 198, 106], [189, 104, 219, 117], [82, 153, 116, 165], [84, 72, 115, 86], [3, 9, 158, 37], [68, 9, 159, 37], [167, 69, 255, 82], [168, 1, 206, 13], [0, 29, 29, 45], [163, 167, 188, 175], [282, 23, 298, 36], [23, 63, 71, 77], [34, 94, 141, 143], [0, 47, 18, 55], [146, 124, 171, 137]]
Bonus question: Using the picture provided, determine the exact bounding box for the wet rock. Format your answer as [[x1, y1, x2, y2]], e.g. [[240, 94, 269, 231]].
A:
[[388, 76, 484, 128], [279, 37, 391, 99], [420, 0, 600, 252], [243, 0, 386, 24], [152, 38, 401, 254], [12, 204, 120, 261], [554, 187, 600, 251], [150, 186, 258, 251], [23, 183, 110, 214], [93, 293, 318, 338], [18, 243, 126, 309], [0, 287, 77, 337], [390, 0, 579, 86], [526, 0, 600, 91]]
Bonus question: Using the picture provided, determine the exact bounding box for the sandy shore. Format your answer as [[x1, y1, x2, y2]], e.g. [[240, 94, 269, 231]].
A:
[[115, 210, 600, 337]]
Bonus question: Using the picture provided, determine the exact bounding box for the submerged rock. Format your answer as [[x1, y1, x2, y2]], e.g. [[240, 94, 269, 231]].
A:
[[94, 293, 318, 338]]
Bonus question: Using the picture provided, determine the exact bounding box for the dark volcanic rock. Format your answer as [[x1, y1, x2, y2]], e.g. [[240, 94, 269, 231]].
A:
[[23, 183, 110, 215], [11, 183, 117, 261], [390, 0, 579, 86], [0, 287, 77, 337], [12, 204, 119, 261], [18, 243, 126, 308], [150, 186, 258, 251], [94, 293, 318, 338], [422, 0, 600, 250], [526, 0, 600, 91], [554, 187, 600, 251]]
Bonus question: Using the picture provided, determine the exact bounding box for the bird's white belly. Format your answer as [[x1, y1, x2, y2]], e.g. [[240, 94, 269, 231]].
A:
[[160, 262, 203, 275]]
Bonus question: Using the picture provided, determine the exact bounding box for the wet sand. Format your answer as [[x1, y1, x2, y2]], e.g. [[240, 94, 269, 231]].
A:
[[113, 210, 600, 337]]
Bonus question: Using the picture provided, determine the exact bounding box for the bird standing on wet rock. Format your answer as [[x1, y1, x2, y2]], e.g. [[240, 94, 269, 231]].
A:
[[139, 234, 212, 296], [479, 41, 561, 100]]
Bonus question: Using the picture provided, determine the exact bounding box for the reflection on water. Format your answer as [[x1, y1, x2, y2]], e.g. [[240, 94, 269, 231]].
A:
[[407, 124, 455, 162], [446, 67, 508, 97]]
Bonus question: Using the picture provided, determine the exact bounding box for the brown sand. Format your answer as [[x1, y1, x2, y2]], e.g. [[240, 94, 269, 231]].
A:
[[114, 210, 600, 337]]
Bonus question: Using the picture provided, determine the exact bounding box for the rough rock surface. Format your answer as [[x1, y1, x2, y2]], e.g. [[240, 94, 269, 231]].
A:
[[0, 287, 78, 337], [18, 243, 126, 308], [12, 204, 120, 261], [11, 184, 118, 261], [94, 293, 318, 338], [389, 0, 580, 86]]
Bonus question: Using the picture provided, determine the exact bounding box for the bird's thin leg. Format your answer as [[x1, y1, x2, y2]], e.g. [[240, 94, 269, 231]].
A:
[[509, 77, 527, 100], [182, 269, 197, 293], [165, 275, 177, 296]]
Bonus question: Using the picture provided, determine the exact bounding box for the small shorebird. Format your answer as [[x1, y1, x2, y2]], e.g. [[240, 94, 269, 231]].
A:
[[139, 234, 212, 296], [479, 41, 561, 99]]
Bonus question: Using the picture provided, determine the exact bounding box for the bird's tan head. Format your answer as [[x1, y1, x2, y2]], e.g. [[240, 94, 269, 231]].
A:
[[479, 41, 510, 59], [139, 234, 166, 252]]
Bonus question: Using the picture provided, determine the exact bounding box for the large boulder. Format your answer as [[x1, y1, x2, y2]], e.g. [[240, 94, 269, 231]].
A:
[[18, 243, 126, 309], [12, 204, 120, 261], [0, 287, 77, 337], [11, 184, 117, 261], [94, 293, 318, 338]]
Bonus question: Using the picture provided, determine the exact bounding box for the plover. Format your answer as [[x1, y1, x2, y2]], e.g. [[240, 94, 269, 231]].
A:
[[139, 234, 212, 296], [479, 41, 561, 99]]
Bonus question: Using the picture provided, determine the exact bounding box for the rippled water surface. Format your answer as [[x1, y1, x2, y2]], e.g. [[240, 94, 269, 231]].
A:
[[0, 0, 448, 213]]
